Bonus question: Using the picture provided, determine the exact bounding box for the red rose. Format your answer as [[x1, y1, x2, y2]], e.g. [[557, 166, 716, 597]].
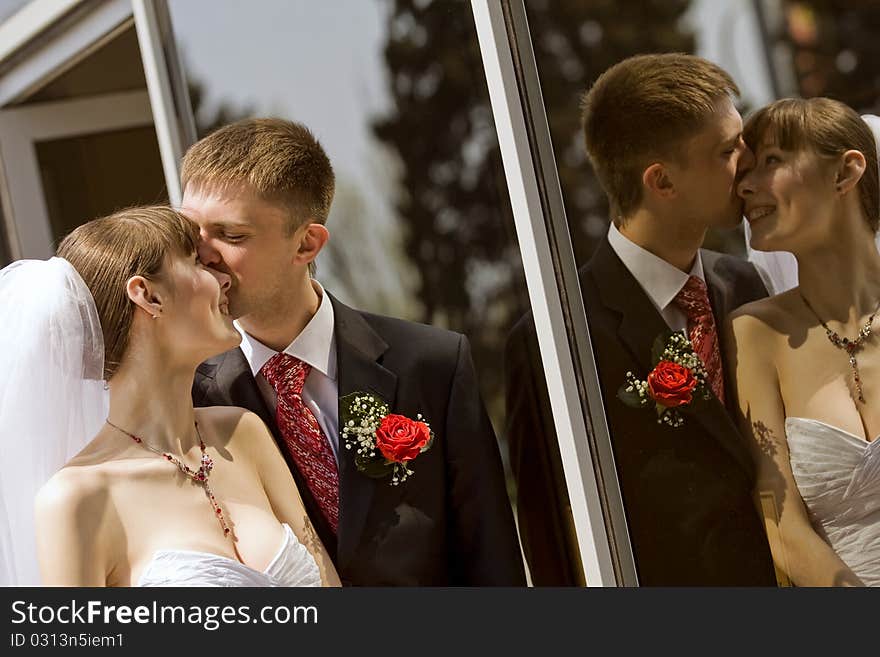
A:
[[647, 361, 697, 408], [375, 414, 432, 463]]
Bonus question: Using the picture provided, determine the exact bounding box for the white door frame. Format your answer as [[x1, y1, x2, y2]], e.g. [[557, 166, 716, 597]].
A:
[[0, 89, 153, 259]]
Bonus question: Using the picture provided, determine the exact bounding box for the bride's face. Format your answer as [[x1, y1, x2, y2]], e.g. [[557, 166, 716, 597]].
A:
[[158, 251, 241, 361], [737, 138, 836, 252]]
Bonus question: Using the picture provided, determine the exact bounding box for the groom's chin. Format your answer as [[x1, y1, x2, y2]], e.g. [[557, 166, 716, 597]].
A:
[[718, 207, 746, 230]]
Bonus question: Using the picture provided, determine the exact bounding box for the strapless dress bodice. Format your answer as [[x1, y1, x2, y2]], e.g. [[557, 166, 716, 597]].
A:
[[784, 417, 880, 586], [137, 523, 321, 587]]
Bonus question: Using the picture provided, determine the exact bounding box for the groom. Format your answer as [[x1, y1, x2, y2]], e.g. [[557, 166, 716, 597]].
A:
[[507, 54, 777, 585], [184, 118, 525, 586]]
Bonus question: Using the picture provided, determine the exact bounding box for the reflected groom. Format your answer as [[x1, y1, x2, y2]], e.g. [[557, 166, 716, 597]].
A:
[[507, 54, 777, 585], [185, 118, 525, 585]]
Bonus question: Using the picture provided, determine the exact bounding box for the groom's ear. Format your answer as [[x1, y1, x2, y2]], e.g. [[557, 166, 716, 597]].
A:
[[642, 162, 676, 199], [125, 275, 164, 319], [293, 223, 330, 266], [835, 149, 866, 195]]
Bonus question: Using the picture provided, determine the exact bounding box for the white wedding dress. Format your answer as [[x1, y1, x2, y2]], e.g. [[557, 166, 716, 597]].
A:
[[137, 524, 322, 587], [785, 417, 880, 586]]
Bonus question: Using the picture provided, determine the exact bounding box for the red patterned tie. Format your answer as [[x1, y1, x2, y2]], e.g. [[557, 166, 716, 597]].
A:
[[261, 353, 338, 533], [673, 275, 725, 404]]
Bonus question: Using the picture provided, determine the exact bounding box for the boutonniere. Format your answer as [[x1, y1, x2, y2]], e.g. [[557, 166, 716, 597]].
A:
[[617, 330, 712, 427], [340, 392, 434, 485]]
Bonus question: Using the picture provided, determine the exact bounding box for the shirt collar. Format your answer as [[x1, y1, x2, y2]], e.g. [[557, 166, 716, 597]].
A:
[[607, 222, 705, 312], [235, 279, 337, 380]]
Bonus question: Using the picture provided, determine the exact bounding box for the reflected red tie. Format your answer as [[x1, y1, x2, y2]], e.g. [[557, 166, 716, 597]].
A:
[[673, 275, 725, 404], [261, 353, 338, 533]]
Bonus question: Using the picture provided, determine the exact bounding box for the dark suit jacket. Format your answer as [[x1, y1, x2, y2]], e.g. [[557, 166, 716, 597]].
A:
[[506, 236, 777, 586], [193, 294, 525, 586]]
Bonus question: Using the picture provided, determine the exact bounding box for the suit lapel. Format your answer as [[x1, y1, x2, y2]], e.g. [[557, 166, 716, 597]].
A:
[[589, 236, 669, 375], [589, 238, 754, 478], [205, 349, 275, 431], [330, 294, 398, 568], [699, 251, 757, 476]]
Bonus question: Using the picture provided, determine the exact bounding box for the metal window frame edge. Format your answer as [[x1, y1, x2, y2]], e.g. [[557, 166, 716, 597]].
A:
[[131, 0, 196, 206], [501, 0, 638, 587], [471, 0, 634, 586], [0, 0, 90, 64]]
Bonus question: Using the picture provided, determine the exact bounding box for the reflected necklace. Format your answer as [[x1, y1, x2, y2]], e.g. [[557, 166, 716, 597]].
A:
[[105, 419, 233, 539], [799, 292, 880, 404]]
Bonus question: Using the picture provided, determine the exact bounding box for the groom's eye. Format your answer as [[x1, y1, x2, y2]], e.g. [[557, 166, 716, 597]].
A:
[[222, 234, 246, 242]]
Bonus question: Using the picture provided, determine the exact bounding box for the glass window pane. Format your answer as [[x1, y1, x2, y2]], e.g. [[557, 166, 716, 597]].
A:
[[169, 0, 569, 583], [773, 1, 880, 109], [520, 0, 781, 585]]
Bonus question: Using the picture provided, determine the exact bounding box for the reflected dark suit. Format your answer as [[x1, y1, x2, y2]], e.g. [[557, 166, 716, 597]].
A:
[[194, 294, 525, 586], [507, 236, 777, 586]]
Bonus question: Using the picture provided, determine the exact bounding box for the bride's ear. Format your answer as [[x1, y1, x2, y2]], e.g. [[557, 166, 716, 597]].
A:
[[125, 276, 164, 320], [835, 149, 867, 195]]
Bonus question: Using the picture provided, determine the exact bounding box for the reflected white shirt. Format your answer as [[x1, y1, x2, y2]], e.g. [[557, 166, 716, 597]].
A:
[[606, 222, 706, 333], [234, 280, 339, 462]]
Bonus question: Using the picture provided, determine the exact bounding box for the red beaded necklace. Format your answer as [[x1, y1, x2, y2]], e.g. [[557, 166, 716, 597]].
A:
[[106, 419, 234, 540], [800, 291, 880, 404]]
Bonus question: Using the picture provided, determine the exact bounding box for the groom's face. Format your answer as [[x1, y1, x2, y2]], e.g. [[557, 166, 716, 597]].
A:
[[669, 95, 750, 230], [182, 185, 297, 320]]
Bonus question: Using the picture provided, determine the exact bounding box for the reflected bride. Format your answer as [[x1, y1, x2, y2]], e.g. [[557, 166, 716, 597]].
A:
[[726, 97, 880, 586]]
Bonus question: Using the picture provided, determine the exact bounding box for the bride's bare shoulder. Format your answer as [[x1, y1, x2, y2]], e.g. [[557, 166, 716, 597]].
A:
[[35, 456, 111, 527], [195, 406, 273, 453], [727, 289, 802, 338]]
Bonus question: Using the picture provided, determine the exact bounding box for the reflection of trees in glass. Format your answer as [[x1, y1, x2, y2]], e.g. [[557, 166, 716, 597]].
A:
[[189, 79, 254, 139], [187, 77, 419, 318], [372, 0, 527, 428], [525, 0, 702, 261], [776, 1, 880, 111], [321, 178, 422, 319]]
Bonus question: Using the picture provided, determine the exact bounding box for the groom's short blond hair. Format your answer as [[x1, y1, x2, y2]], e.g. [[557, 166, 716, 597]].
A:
[[181, 118, 335, 236], [580, 53, 739, 220]]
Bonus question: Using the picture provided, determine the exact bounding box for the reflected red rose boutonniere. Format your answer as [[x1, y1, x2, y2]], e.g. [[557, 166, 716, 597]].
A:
[[617, 330, 712, 427]]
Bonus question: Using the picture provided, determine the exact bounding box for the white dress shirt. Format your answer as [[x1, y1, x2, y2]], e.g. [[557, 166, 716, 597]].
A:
[[234, 280, 340, 462], [607, 222, 706, 332]]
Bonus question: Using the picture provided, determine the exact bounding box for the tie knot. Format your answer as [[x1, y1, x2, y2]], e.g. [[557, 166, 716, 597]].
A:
[[674, 275, 712, 319], [261, 352, 311, 395]]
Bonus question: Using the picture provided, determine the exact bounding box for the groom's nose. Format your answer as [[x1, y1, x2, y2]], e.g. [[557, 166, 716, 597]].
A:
[[197, 234, 222, 268], [736, 142, 755, 177]]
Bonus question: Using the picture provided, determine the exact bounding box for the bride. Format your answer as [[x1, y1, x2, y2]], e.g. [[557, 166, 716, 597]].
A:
[[0, 206, 340, 587], [726, 97, 880, 586]]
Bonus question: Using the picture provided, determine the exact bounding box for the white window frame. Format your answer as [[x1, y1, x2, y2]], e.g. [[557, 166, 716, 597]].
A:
[[0, 0, 194, 258], [0, 89, 154, 258], [472, 0, 639, 586]]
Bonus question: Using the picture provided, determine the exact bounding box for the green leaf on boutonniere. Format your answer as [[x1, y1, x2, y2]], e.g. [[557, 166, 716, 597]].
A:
[[617, 385, 645, 408], [340, 390, 433, 485], [651, 329, 678, 366], [354, 452, 395, 479], [617, 370, 650, 409]]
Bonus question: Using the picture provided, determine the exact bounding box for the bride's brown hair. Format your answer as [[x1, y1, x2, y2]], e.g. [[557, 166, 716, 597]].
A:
[[56, 206, 199, 379], [743, 97, 879, 231]]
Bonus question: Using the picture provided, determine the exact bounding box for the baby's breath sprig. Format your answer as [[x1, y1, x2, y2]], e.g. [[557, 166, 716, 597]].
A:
[[617, 329, 713, 428]]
